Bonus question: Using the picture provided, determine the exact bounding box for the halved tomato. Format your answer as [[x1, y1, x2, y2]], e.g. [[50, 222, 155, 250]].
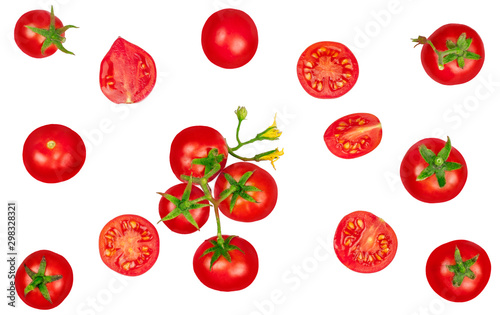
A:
[[99, 214, 159, 276], [333, 211, 397, 273], [324, 113, 382, 159], [99, 37, 157, 104], [297, 41, 359, 99]]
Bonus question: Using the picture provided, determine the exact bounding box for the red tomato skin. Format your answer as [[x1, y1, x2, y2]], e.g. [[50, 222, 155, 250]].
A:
[[99, 37, 157, 104], [23, 124, 86, 183], [333, 211, 398, 273], [98, 214, 160, 276], [421, 24, 484, 85], [15, 250, 73, 310], [201, 9, 258, 69], [169, 126, 228, 183], [324, 113, 382, 159], [193, 235, 258, 291], [400, 138, 467, 203], [158, 183, 210, 234], [14, 10, 64, 58], [426, 240, 491, 302], [297, 41, 359, 99], [214, 162, 278, 222]]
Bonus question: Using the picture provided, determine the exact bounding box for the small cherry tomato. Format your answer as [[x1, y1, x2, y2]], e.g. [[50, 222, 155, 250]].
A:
[[201, 9, 258, 69], [15, 250, 73, 310], [324, 113, 382, 159], [158, 182, 210, 234], [297, 41, 359, 98], [193, 235, 258, 291], [99, 37, 157, 104], [400, 137, 467, 203], [426, 240, 491, 302], [334, 211, 397, 273], [23, 124, 86, 183], [214, 162, 278, 222], [14, 6, 77, 58], [414, 24, 484, 85], [169, 126, 228, 183]]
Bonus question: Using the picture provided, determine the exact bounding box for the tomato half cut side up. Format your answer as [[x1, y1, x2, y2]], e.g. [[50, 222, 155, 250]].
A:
[[297, 41, 359, 99], [333, 211, 397, 273], [99, 214, 160, 276], [99, 37, 157, 104], [324, 113, 382, 159]]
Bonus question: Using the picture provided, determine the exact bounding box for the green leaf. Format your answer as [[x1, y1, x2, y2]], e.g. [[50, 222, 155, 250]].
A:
[[22, 256, 63, 303], [443, 161, 462, 172], [446, 246, 478, 287], [457, 56, 465, 69], [201, 236, 244, 270], [456, 33, 468, 50], [435, 168, 447, 188]]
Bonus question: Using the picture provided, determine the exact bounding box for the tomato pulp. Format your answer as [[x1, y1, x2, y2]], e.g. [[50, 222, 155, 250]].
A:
[[334, 211, 397, 273], [297, 41, 359, 98]]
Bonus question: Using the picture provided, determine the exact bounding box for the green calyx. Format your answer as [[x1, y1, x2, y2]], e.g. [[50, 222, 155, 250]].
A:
[[191, 148, 225, 179], [23, 256, 63, 304], [417, 137, 462, 188], [412, 33, 481, 70], [447, 246, 478, 287], [157, 177, 210, 230], [201, 235, 244, 270], [25, 5, 78, 56], [218, 171, 261, 213]]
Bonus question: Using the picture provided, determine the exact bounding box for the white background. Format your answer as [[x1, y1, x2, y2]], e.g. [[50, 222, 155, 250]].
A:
[[1, 0, 499, 314]]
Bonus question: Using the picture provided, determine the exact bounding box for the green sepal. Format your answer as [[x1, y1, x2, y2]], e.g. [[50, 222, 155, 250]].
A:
[[23, 256, 63, 304], [191, 148, 225, 179], [446, 246, 478, 287], [25, 6, 78, 56], [416, 137, 462, 188], [157, 177, 210, 230], [218, 171, 261, 213], [200, 235, 244, 270]]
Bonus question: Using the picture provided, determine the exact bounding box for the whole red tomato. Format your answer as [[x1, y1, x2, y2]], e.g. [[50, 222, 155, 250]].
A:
[[416, 24, 484, 85], [201, 9, 258, 69], [297, 41, 359, 98], [193, 235, 258, 291], [324, 113, 382, 159], [426, 240, 491, 302], [23, 124, 86, 183], [99, 214, 160, 276], [400, 137, 467, 203], [169, 126, 228, 183], [333, 211, 398, 273], [15, 250, 73, 310], [14, 6, 76, 58], [100, 37, 157, 104], [158, 182, 210, 234], [214, 162, 278, 222]]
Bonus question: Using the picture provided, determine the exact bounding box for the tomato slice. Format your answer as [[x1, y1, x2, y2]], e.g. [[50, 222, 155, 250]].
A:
[[99, 37, 157, 104], [99, 214, 159, 276], [297, 41, 359, 98], [334, 211, 397, 273], [324, 113, 382, 159]]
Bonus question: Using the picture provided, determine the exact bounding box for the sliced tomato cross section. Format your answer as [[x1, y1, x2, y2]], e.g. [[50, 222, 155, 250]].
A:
[[334, 211, 397, 273], [99, 214, 159, 276], [297, 41, 359, 98], [324, 113, 382, 159]]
